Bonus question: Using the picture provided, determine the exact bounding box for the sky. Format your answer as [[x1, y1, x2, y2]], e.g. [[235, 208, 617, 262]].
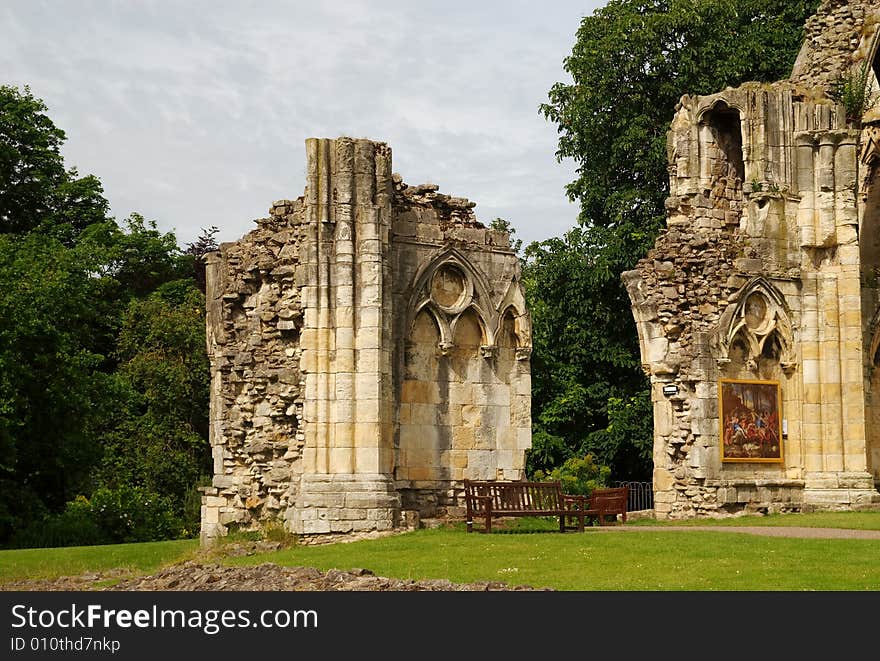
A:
[[2, 0, 608, 248]]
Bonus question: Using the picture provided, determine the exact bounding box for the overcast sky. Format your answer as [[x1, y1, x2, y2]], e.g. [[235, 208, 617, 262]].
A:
[[2, 0, 608, 248]]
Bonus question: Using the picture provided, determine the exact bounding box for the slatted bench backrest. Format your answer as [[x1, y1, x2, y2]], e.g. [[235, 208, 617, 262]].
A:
[[464, 480, 564, 513], [589, 486, 628, 516]]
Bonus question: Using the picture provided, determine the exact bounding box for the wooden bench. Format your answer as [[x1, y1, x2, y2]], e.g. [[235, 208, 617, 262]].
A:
[[463, 481, 629, 533], [587, 486, 628, 526], [463, 480, 593, 533]]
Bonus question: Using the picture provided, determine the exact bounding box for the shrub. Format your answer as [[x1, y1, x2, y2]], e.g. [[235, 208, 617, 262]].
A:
[[532, 454, 611, 496], [89, 485, 183, 543], [8, 486, 184, 548], [9, 496, 105, 549], [831, 60, 879, 126]]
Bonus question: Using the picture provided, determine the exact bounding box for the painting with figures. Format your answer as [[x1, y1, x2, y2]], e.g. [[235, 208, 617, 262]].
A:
[[719, 379, 783, 462]]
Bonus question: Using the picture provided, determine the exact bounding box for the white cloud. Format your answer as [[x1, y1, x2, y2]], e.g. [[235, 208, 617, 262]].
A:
[[2, 0, 605, 247]]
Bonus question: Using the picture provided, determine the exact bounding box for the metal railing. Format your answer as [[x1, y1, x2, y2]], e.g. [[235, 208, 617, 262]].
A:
[[613, 481, 654, 512]]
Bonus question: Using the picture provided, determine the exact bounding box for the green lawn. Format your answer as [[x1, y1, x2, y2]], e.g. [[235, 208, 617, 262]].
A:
[[2, 512, 879, 590], [0, 539, 198, 582], [228, 523, 880, 590]]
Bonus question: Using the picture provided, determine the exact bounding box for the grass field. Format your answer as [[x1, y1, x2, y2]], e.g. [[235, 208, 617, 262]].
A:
[[1, 512, 878, 590], [0, 539, 198, 583], [229, 523, 880, 591]]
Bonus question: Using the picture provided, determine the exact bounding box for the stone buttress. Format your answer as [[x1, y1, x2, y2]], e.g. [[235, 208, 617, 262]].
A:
[[200, 138, 531, 542]]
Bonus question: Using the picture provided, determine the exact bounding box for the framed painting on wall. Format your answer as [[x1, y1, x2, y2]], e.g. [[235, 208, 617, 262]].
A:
[[719, 379, 783, 463]]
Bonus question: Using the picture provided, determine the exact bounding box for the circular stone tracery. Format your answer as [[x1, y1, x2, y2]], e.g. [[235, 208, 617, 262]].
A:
[[744, 292, 768, 330], [430, 264, 469, 312]]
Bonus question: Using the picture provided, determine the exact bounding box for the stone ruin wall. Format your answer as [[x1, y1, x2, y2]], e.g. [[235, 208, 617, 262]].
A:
[[201, 137, 531, 542], [625, 0, 880, 519], [862, 123, 880, 480], [791, 0, 878, 94], [391, 178, 532, 515], [202, 200, 308, 536]]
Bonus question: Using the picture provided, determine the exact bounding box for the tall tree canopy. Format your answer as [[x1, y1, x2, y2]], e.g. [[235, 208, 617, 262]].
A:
[[0, 85, 211, 546], [0, 85, 108, 243], [528, 0, 820, 479]]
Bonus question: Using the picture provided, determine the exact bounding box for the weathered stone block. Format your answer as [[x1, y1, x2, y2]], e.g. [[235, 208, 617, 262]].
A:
[[301, 519, 332, 534]]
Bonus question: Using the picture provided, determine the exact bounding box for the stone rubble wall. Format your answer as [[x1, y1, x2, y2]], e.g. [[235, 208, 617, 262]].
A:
[[201, 200, 308, 541], [201, 137, 531, 543], [791, 0, 878, 95]]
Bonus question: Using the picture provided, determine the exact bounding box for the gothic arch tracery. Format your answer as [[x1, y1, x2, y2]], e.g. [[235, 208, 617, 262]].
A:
[[405, 246, 530, 358], [716, 277, 795, 373]]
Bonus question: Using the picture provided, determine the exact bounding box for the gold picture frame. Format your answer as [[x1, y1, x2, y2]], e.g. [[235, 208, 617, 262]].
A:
[[719, 378, 783, 463]]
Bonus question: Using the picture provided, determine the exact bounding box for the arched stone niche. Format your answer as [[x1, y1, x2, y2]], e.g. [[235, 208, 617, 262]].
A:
[[405, 247, 530, 359], [700, 100, 745, 183], [397, 247, 532, 496], [711, 277, 798, 481], [715, 278, 795, 380]]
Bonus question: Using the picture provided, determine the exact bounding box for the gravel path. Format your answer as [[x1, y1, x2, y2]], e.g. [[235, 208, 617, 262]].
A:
[[587, 525, 880, 539]]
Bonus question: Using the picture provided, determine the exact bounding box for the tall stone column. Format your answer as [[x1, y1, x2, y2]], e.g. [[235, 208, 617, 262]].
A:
[[800, 131, 876, 505], [291, 137, 400, 535]]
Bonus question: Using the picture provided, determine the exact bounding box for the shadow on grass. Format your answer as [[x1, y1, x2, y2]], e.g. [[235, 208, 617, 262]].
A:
[[459, 517, 600, 534]]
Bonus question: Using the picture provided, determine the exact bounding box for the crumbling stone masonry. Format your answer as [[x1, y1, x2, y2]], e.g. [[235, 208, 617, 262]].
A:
[[200, 137, 531, 542], [625, 0, 880, 518]]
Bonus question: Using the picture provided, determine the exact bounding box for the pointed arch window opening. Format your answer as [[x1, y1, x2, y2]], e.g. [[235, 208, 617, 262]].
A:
[[705, 102, 745, 185]]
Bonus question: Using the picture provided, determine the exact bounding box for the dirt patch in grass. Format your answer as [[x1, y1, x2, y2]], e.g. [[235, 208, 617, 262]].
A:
[[1, 562, 546, 592]]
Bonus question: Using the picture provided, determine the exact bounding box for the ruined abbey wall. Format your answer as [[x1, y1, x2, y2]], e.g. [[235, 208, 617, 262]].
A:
[[200, 138, 531, 542], [391, 179, 532, 514], [791, 0, 877, 93], [625, 0, 880, 518]]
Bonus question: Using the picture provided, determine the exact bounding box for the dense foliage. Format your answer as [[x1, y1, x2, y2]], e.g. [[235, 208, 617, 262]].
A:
[[528, 0, 819, 480], [0, 85, 108, 243], [0, 85, 212, 547], [532, 454, 610, 497]]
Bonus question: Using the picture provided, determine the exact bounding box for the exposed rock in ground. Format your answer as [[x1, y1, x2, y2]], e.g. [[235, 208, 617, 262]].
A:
[[0, 562, 548, 592]]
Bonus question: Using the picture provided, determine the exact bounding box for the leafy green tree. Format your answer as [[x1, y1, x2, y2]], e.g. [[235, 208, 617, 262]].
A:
[[0, 234, 107, 540], [97, 281, 211, 531], [524, 227, 645, 476], [184, 225, 220, 294], [79, 214, 188, 302], [0, 85, 109, 243], [542, 0, 819, 239], [0, 84, 210, 545], [582, 391, 653, 481], [76, 214, 191, 366], [531, 0, 819, 480]]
